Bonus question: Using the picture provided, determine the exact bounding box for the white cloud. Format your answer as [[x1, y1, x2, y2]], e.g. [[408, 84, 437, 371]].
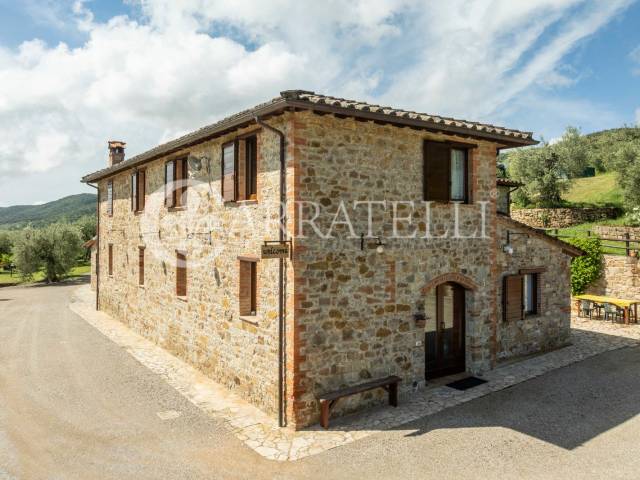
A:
[[0, 0, 634, 204]]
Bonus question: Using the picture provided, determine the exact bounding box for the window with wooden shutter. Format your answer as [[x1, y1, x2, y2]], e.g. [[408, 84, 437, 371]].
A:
[[138, 247, 145, 286], [108, 244, 113, 276], [137, 169, 146, 211], [503, 274, 523, 322], [222, 142, 237, 202], [107, 180, 113, 215], [176, 157, 188, 207], [239, 259, 257, 316], [131, 172, 137, 211], [424, 141, 469, 203], [165, 161, 175, 207], [243, 136, 258, 200], [176, 251, 187, 297]]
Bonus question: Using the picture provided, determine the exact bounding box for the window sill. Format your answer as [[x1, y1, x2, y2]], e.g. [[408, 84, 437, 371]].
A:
[[176, 295, 188, 302], [133, 210, 145, 215], [138, 284, 145, 289], [168, 206, 187, 212], [239, 315, 259, 325], [237, 199, 258, 206]]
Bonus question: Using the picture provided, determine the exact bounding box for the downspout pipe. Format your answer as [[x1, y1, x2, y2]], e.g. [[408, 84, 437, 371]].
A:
[[86, 182, 99, 310], [255, 116, 287, 428]]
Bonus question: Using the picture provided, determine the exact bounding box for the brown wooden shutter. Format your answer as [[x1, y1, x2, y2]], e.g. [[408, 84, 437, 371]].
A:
[[237, 139, 247, 201], [138, 170, 145, 211], [222, 143, 236, 202], [503, 274, 523, 322], [165, 161, 175, 207], [424, 140, 451, 202], [138, 247, 145, 286], [246, 136, 257, 199], [131, 172, 136, 211], [108, 244, 113, 276], [239, 260, 257, 316], [176, 251, 187, 296], [535, 273, 542, 314]]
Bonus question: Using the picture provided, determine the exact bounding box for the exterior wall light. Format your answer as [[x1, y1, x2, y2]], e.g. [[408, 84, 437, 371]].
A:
[[503, 231, 529, 255], [360, 233, 386, 253]]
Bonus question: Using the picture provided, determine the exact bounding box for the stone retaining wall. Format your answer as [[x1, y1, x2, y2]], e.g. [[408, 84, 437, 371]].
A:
[[593, 225, 640, 242], [586, 254, 640, 300], [511, 207, 620, 229]]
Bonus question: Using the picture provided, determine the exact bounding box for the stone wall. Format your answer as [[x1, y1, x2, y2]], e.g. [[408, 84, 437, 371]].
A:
[[586, 254, 640, 300], [593, 225, 640, 242], [511, 207, 620, 229], [90, 246, 97, 291], [496, 218, 572, 360], [96, 117, 293, 418], [290, 111, 502, 427]]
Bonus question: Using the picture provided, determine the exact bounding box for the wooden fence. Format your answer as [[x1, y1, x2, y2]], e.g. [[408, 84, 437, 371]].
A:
[[545, 229, 640, 257]]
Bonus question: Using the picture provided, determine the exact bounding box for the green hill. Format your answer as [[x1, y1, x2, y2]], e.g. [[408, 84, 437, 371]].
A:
[[562, 172, 623, 207], [0, 194, 96, 229]]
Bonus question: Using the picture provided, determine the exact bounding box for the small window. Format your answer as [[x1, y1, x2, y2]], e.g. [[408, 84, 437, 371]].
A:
[[165, 158, 188, 208], [523, 273, 538, 315], [138, 247, 145, 286], [424, 141, 469, 203], [503, 270, 542, 321], [450, 149, 467, 201], [106, 180, 113, 215], [176, 251, 187, 297], [239, 259, 257, 316], [222, 136, 258, 202], [131, 170, 146, 212], [222, 142, 236, 202], [108, 244, 113, 276]]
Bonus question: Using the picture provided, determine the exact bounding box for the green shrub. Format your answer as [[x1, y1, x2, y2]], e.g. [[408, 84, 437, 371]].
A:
[[566, 237, 603, 295]]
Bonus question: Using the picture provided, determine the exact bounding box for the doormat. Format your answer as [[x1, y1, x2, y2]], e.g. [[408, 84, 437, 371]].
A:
[[446, 376, 487, 391]]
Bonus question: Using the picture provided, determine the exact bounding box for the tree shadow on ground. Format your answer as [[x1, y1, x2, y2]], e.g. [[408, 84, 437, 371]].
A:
[[326, 337, 640, 451]]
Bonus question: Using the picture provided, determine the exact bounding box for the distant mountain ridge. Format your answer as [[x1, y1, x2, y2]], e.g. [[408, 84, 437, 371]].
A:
[[0, 194, 96, 229]]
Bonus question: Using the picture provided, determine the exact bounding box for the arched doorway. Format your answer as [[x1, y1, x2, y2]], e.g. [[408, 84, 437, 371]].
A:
[[424, 282, 466, 379]]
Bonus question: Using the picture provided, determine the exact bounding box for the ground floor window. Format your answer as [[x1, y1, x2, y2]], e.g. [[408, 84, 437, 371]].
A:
[[176, 251, 187, 297], [239, 258, 257, 316]]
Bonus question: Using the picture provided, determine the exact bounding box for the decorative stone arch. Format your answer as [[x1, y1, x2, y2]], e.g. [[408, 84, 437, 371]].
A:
[[420, 272, 479, 294]]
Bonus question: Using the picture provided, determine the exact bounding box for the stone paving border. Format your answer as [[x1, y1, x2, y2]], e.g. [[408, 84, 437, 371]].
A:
[[69, 285, 640, 462]]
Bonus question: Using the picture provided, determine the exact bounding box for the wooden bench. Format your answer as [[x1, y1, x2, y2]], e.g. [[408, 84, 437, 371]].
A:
[[318, 375, 401, 429]]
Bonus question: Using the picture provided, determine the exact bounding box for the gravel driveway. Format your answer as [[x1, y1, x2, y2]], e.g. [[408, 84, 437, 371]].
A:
[[1, 278, 639, 479]]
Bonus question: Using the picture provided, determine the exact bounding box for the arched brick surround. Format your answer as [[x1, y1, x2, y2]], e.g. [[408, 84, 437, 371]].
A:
[[421, 272, 479, 294]]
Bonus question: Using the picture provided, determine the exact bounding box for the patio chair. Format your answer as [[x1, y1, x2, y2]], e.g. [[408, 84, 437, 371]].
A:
[[592, 303, 605, 319], [604, 303, 623, 323], [579, 300, 594, 319]]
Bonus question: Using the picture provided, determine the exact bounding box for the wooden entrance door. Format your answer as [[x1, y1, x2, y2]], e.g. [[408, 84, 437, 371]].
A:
[[425, 283, 466, 379]]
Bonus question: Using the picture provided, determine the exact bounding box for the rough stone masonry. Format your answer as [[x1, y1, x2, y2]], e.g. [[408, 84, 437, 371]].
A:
[[84, 92, 580, 429]]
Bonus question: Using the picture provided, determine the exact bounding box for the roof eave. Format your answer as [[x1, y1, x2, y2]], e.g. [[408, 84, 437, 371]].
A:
[[82, 96, 537, 183], [81, 97, 289, 183], [285, 99, 538, 148]]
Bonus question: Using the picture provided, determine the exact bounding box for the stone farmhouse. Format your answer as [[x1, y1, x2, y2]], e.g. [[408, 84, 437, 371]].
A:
[[82, 90, 582, 429]]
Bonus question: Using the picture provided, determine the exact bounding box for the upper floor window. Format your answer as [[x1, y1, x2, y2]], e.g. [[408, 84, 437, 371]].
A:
[[131, 169, 146, 212], [165, 158, 188, 209], [106, 180, 113, 216], [222, 135, 258, 203], [423, 141, 469, 203]]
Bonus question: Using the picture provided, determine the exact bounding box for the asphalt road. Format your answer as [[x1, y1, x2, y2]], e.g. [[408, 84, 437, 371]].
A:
[[1, 279, 640, 480]]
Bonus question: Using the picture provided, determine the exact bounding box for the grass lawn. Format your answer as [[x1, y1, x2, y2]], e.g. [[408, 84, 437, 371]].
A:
[[0, 263, 90, 286], [563, 172, 623, 207], [550, 218, 637, 255]]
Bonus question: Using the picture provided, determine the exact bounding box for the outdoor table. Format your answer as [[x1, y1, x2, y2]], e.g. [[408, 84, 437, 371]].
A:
[[574, 294, 639, 325]]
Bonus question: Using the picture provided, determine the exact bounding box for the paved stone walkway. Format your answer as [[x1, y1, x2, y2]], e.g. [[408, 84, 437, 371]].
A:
[[69, 285, 640, 462]]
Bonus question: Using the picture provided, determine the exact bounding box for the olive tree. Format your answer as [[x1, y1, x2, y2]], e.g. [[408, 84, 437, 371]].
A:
[[508, 146, 567, 208], [13, 223, 83, 282]]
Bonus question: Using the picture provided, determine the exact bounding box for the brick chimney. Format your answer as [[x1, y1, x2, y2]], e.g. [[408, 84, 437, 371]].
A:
[[108, 141, 126, 166]]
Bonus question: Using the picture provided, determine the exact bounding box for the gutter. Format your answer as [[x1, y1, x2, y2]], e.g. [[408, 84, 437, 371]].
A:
[[86, 182, 100, 310], [255, 116, 287, 428]]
